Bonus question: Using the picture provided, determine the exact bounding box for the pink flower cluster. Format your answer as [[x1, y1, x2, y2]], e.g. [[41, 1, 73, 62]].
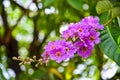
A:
[[42, 16, 104, 63]]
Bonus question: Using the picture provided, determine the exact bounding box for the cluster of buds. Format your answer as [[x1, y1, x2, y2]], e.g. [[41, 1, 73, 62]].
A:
[[12, 56, 49, 67]]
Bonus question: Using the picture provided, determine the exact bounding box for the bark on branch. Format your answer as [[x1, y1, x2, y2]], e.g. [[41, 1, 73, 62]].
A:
[[1, 2, 21, 79]]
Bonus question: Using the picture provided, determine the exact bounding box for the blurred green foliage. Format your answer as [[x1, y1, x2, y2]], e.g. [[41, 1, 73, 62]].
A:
[[0, 0, 120, 80]]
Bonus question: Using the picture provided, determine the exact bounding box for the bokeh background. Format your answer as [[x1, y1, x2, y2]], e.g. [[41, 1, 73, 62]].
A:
[[0, 0, 120, 80]]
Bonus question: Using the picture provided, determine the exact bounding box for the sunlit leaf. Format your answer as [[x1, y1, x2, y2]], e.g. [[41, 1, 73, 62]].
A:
[[117, 17, 120, 27], [112, 7, 120, 18], [67, 0, 83, 11], [96, 0, 113, 14], [43, 0, 55, 7]]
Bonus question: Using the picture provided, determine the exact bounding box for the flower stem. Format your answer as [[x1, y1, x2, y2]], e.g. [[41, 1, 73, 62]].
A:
[[103, 18, 112, 26]]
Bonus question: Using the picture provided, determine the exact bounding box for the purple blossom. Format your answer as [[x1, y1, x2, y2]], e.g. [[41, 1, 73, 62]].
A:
[[74, 41, 93, 58], [61, 23, 76, 39], [61, 16, 104, 40], [63, 41, 76, 58], [88, 29, 100, 46], [74, 22, 89, 38], [41, 51, 49, 62], [42, 40, 76, 63], [50, 48, 67, 63], [42, 16, 104, 63], [80, 16, 104, 30]]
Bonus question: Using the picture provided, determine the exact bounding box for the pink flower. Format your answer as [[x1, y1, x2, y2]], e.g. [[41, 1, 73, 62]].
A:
[[74, 41, 93, 58], [42, 16, 104, 63]]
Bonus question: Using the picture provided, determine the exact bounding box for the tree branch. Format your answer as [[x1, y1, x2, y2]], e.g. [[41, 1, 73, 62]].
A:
[[1, 3, 10, 33], [1, 2, 12, 44], [11, 0, 26, 11], [39, 32, 51, 49], [1, 1, 21, 78], [29, 18, 40, 57]]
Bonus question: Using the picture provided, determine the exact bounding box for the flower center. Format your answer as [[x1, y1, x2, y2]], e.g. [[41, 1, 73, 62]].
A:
[[65, 47, 69, 52], [56, 52, 61, 57], [82, 36, 87, 41], [51, 45, 55, 49], [67, 33, 70, 37], [45, 52, 49, 58], [82, 46, 87, 52], [90, 36, 95, 41], [78, 28, 82, 32]]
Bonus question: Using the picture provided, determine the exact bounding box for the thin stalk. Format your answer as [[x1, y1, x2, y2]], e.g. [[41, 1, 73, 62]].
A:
[[103, 18, 113, 26]]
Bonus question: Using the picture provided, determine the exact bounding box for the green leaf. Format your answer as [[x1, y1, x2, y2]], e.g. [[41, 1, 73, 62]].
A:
[[96, 0, 113, 14], [110, 26, 120, 41], [67, 0, 83, 11], [99, 26, 120, 66], [43, 0, 55, 7], [112, 7, 120, 18], [31, 68, 52, 80], [99, 12, 109, 24], [18, 72, 29, 80]]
